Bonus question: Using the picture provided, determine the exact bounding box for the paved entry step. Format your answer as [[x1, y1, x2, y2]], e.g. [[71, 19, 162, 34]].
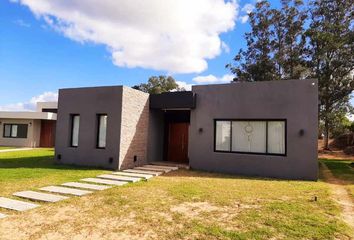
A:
[[123, 169, 162, 176], [81, 178, 128, 186], [0, 197, 39, 211], [0, 213, 7, 219], [134, 166, 170, 173], [111, 171, 154, 180], [97, 174, 141, 183], [143, 165, 178, 171], [39, 186, 92, 196], [62, 182, 111, 191], [13, 191, 69, 203]]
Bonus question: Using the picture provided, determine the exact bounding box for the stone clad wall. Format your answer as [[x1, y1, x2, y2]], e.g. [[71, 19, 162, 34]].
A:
[[119, 87, 150, 169]]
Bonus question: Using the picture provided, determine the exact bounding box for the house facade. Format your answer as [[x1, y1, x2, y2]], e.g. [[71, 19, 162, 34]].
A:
[[54, 79, 318, 180], [0, 102, 57, 148]]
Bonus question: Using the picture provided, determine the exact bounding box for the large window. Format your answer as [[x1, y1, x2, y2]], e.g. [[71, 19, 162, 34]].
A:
[[214, 119, 286, 155], [3, 124, 28, 138], [97, 114, 107, 148], [70, 115, 80, 147]]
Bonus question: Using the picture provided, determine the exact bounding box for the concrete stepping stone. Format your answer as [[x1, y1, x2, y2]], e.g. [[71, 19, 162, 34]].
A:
[[123, 169, 162, 176], [0, 213, 7, 219], [81, 178, 128, 186], [0, 197, 39, 211], [134, 166, 170, 173], [97, 174, 141, 183], [39, 186, 92, 196], [111, 171, 154, 180], [143, 165, 178, 171], [13, 191, 69, 203], [62, 182, 111, 191]]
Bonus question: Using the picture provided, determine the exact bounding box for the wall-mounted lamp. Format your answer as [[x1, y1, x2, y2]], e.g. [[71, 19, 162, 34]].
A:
[[29, 122, 32, 127], [109, 157, 113, 164], [299, 129, 305, 136], [198, 128, 203, 133]]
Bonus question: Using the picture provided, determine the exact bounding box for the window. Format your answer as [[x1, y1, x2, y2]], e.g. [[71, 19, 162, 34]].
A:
[[97, 114, 107, 148], [214, 119, 286, 155], [70, 115, 80, 147], [3, 124, 28, 138]]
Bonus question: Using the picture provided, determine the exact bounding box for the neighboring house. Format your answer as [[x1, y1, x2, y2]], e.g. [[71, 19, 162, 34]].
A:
[[55, 79, 318, 180], [0, 102, 57, 148]]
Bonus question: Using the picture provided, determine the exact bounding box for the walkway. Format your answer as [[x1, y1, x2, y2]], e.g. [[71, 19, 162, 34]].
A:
[[321, 162, 354, 229], [0, 148, 33, 153], [0, 164, 178, 219]]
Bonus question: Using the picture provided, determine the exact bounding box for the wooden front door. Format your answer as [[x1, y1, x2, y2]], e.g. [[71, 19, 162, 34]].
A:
[[167, 123, 189, 163], [40, 120, 56, 147]]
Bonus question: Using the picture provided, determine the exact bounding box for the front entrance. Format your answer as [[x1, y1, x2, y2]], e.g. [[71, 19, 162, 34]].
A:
[[167, 122, 189, 163], [40, 120, 56, 147]]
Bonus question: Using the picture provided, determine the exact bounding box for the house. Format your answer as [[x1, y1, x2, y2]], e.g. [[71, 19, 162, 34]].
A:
[[54, 79, 318, 180], [0, 102, 57, 148]]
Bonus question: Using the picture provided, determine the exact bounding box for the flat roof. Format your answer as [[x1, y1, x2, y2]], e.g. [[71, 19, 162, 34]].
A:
[[0, 111, 57, 120]]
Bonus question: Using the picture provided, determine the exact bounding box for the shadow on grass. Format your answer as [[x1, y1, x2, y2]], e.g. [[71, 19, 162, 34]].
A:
[[320, 159, 354, 184], [0, 155, 106, 171]]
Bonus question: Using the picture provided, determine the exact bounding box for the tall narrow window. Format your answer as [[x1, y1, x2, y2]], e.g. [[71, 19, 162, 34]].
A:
[[97, 114, 107, 148], [71, 115, 80, 147]]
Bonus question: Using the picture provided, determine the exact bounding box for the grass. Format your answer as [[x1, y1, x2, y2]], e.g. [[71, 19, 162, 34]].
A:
[[320, 158, 354, 199], [0, 151, 352, 239], [0, 148, 108, 197], [0, 146, 16, 150]]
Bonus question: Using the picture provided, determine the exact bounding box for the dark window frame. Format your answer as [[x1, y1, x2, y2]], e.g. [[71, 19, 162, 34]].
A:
[[3, 124, 28, 139], [214, 119, 287, 156], [69, 114, 80, 148], [96, 114, 108, 149]]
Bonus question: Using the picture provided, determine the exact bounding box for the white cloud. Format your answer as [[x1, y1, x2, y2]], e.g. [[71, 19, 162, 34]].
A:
[[13, 0, 239, 74], [14, 19, 31, 28], [176, 81, 193, 91], [0, 91, 58, 111], [239, 3, 254, 24], [192, 74, 234, 84]]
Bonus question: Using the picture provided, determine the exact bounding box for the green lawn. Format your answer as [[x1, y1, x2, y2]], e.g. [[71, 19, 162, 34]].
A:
[[0, 146, 16, 150], [0, 150, 352, 239], [0, 148, 108, 197], [320, 158, 354, 199]]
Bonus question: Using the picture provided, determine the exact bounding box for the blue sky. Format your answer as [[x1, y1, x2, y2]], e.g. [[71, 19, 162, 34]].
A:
[[0, 0, 282, 110]]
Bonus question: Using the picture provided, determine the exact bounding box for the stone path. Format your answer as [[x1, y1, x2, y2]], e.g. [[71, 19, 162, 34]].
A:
[[40, 186, 92, 196], [97, 174, 142, 183], [0, 148, 33, 153], [111, 171, 154, 180], [0, 164, 178, 219], [61, 182, 111, 191], [0, 197, 39, 211], [321, 162, 354, 229], [13, 191, 69, 203]]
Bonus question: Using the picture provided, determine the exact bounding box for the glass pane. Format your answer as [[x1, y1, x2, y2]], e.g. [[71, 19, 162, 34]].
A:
[[98, 115, 107, 148], [232, 121, 266, 153], [215, 121, 231, 151], [267, 121, 285, 154], [71, 115, 80, 147], [4, 125, 11, 137], [17, 124, 28, 138], [11, 125, 18, 137]]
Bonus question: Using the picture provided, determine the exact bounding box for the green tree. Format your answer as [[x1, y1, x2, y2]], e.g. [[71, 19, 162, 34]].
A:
[[132, 76, 185, 94], [227, 0, 276, 82], [305, 0, 354, 149]]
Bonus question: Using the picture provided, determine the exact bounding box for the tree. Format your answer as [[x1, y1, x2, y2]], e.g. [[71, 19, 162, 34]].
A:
[[305, 0, 354, 149], [132, 76, 185, 94], [227, 0, 276, 82]]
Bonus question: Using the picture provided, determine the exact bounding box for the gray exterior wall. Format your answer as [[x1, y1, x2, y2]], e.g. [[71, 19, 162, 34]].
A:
[[189, 79, 318, 180], [55, 86, 149, 170], [55, 86, 124, 169], [147, 109, 164, 162]]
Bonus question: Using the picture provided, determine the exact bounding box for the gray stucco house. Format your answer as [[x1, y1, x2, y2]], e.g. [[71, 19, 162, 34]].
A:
[[54, 79, 318, 180]]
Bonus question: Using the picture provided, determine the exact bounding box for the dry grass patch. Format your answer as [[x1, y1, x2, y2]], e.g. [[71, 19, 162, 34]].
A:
[[0, 169, 352, 239]]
